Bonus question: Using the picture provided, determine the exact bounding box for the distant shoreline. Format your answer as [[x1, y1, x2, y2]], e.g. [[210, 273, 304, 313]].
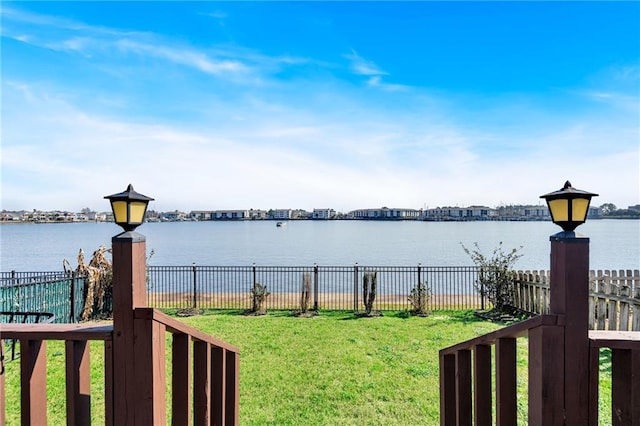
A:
[[1, 216, 638, 225]]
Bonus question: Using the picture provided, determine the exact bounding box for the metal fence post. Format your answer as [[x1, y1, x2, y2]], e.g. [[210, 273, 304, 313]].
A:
[[192, 263, 197, 309], [480, 271, 485, 311], [69, 271, 76, 323], [353, 263, 359, 313], [313, 264, 319, 311], [253, 263, 257, 287]]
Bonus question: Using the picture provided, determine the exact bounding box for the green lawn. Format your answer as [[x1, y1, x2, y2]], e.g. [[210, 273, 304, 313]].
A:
[[178, 310, 500, 425], [2, 309, 613, 425]]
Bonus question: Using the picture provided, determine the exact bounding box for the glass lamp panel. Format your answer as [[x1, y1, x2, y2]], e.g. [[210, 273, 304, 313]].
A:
[[548, 199, 568, 222], [111, 201, 128, 224], [129, 201, 148, 224], [571, 198, 590, 222]]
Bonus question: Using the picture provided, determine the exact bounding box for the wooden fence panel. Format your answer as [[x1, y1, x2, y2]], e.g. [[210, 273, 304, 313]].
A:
[[619, 286, 630, 331], [608, 277, 619, 331], [514, 270, 640, 331], [633, 285, 640, 331], [589, 277, 597, 330]]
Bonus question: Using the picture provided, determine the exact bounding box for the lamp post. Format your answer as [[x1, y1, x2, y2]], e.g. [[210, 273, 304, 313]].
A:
[[105, 183, 154, 233], [541, 180, 598, 235], [104, 184, 154, 424], [539, 181, 597, 424]]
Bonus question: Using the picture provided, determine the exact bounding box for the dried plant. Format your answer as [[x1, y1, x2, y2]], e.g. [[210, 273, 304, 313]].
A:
[[66, 246, 113, 321], [362, 270, 378, 316], [408, 281, 431, 316], [300, 272, 312, 313], [246, 282, 270, 316], [293, 271, 318, 317]]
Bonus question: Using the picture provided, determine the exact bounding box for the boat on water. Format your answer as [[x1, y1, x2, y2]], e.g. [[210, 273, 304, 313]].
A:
[[276, 221, 287, 227]]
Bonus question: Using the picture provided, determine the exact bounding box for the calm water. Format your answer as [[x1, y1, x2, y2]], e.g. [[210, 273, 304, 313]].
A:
[[1, 220, 638, 272]]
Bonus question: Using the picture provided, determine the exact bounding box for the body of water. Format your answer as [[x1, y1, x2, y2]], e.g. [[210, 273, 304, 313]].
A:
[[1, 219, 638, 272]]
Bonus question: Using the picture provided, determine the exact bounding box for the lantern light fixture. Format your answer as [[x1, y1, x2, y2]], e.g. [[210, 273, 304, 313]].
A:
[[540, 181, 598, 233], [104, 184, 154, 233]]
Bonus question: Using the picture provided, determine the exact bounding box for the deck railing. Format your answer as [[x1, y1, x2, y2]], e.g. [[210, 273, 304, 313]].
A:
[[0, 322, 113, 424], [0, 307, 240, 424], [439, 316, 640, 425], [439, 234, 640, 425], [439, 314, 562, 425]]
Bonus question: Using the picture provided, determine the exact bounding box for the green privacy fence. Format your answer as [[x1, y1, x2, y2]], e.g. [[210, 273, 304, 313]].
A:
[[0, 272, 90, 323]]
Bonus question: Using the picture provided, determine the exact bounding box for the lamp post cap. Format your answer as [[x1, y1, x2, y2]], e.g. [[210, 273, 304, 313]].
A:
[[104, 184, 155, 202], [540, 181, 598, 200]]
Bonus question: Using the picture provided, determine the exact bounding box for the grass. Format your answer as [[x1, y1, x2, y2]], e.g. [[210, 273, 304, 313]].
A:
[[177, 309, 500, 425], [2, 309, 614, 425]]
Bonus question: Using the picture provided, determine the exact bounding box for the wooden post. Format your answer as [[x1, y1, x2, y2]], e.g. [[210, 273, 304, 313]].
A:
[[20, 339, 47, 425], [455, 349, 472, 426], [611, 348, 640, 426], [439, 352, 456, 426], [172, 333, 191, 425], [111, 231, 148, 425], [473, 344, 492, 426], [549, 234, 590, 425], [65, 340, 91, 425], [133, 314, 167, 424], [528, 324, 564, 425], [495, 337, 517, 425]]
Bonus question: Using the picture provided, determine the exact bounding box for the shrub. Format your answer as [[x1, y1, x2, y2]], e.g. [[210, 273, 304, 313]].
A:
[[408, 281, 431, 316], [246, 282, 270, 316], [461, 241, 523, 311]]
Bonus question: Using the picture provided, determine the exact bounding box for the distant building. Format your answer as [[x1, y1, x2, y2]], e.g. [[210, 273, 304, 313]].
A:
[[162, 210, 188, 221], [291, 209, 310, 220], [213, 210, 249, 220], [425, 206, 497, 221], [495, 205, 549, 220], [312, 208, 336, 219], [190, 210, 213, 220], [248, 209, 268, 220], [271, 209, 292, 220], [0, 212, 21, 221], [348, 207, 422, 220]]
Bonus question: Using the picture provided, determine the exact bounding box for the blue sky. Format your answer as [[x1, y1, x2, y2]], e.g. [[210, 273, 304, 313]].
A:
[[2, 1, 639, 212]]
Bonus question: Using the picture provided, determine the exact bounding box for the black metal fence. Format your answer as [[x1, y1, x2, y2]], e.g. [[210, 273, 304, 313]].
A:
[[146, 264, 484, 312], [0, 271, 87, 323], [1, 265, 484, 319]]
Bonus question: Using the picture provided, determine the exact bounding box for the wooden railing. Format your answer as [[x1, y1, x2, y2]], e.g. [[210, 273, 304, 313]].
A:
[[440, 314, 562, 425], [439, 315, 640, 425], [0, 308, 240, 424], [0, 323, 113, 424], [441, 237, 639, 425]]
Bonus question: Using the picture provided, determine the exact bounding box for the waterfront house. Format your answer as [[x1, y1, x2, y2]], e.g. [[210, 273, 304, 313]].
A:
[[190, 210, 214, 220], [271, 209, 293, 220], [348, 207, 422, 220], [312, 208, 336, 219], [213, 210, 250, 220], [424, 206, 497, 221]]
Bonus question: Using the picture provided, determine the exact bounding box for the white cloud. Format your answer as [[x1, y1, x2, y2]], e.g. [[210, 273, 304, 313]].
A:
[[4, 76, 638, 213], [2, 7, 638, 212], [344, 50, 387, 77]]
